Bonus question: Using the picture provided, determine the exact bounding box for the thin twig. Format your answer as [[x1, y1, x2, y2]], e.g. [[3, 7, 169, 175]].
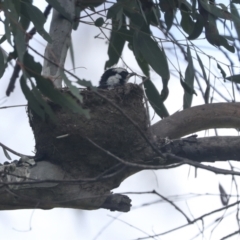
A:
[[0, 142, 34, 158]]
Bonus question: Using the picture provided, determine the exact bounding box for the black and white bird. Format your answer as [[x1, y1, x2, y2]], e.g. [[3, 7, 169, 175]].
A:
[[98, 68, 135, 89]]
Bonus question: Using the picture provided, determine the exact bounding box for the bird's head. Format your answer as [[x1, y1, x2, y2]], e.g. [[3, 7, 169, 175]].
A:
[[98, 68, 135, 89]]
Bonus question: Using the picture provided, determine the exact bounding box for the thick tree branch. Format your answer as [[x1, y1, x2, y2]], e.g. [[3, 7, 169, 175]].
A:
[[42, 0, 75, 88], [160, 136, 240, 163], [151, 103, 240, 139]]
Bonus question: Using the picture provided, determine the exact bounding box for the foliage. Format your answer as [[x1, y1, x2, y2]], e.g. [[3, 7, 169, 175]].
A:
[[1, 0, 240, 118]]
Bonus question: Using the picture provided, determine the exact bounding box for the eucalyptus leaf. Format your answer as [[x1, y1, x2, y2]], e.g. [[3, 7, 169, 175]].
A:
[[22, 2, 52, 42], [183, 46, 195, 109], [20, 74, 45, 120], [226, 74, 240, 83], [217, 63, 226, 80], [133, 31, 170, 80], [2, 146, 12, 160], [0, 48, 5, 78]]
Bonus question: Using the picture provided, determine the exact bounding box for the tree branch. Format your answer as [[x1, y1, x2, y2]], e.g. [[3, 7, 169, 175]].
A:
[[42, 0, 75, 88], [160, 136, 240, 163], [151, 103, 240, 139]]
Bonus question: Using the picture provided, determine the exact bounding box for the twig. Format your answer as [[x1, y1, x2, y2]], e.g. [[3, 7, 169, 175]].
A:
[[0, 142, 34, 158]]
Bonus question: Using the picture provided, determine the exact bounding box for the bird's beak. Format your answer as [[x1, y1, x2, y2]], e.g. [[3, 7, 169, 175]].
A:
[[127, 72, 136, 80]]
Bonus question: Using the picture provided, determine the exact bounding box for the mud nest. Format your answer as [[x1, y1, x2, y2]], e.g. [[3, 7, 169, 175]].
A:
[[29, 83, 152, 178]]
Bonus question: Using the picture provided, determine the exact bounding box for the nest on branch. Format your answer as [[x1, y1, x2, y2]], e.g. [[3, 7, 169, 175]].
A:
[[29, 83, 152, 181]]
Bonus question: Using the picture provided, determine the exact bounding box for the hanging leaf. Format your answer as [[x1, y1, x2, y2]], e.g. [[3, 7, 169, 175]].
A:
[[164, 10, 175, 31], [144, 78, 169, 119], [133, 31, 170, 80], [21, 2, 52, 42], [196, 53, 209, 103], [61, 71, 83, 102], [230, 3, 240, 42], [183, 46, 195, 109], [217, 63, 226, 81], [22, 52, 90, 118], [218, 35, 235, 53], [3, 0, 26, 62], [2, 146, 12, 160], [180, 3, 194, 35], [0, 48, 5, 78], [135, 56, 169, 118], [159, 0, 176, 31], [20, 75, 45, 120], [30, 83, 57, 122], [105, 15, 127, 69], [19, 0, 33, 31], [107, 3, 123, 19], [219, 183, 229, 206], [187, 14, 204, 40], [199, 1, 231, 20]]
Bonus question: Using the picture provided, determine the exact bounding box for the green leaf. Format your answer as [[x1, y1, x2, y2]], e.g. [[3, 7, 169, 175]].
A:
[[133, 31, 170, 80], [95, 17, 104, 27], [136, 0, 148, 24], [150, 6, 161, 26], [12, 24, 26, 62], [226, 74, 240, 83], [105, 15, 126, 69], [19, 0, 32, 30], [219, 35, 235, 53], [107, 3, 123, 19], [230, 3, 240, 42], [45, 0, 73, 22], [31, 83, 57, 122], [205, 15, 220, 47], [0, 48, 5, 78], [204, 84, 210, 104], [217, 63, 226, 80], [232, 0, 240, 3], [20, 75, 45, 120], [61, 71, 83, 102], [75, 79, 94, 89], [135, 56, 169, 118], [2, 146, 12, 160], [196, 53, 209, 103], [180, 77, 197, 95], [187, 13, 204, 40], [144, 78, 169, 118], [22, 52, 90, 118], [3, 0, 26, 61], [180, 10, 194, 35], [22, 2, 52, 43], [199, 0, 232, 20], [73, 5, 81, 30], [164, 10, 175, 31], [183, 46, 195, 109], [196, 53, 207, 82]]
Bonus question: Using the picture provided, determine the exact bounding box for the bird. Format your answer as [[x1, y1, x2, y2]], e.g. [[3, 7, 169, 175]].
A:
[[98, 68, 135, 89]]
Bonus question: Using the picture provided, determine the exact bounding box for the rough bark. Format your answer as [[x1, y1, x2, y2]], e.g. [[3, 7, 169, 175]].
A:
[[1, 135, 240, 211]]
